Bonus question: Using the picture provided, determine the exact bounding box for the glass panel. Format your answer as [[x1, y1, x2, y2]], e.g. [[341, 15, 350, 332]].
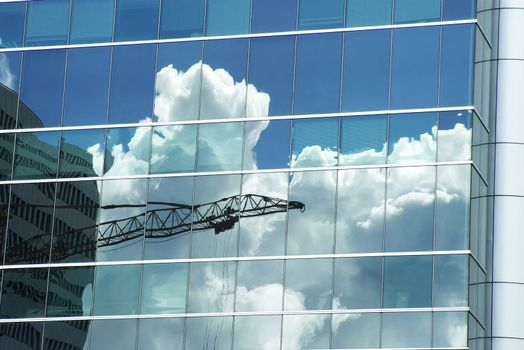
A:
[[287, 170, 336, 255], [191, 175, 240, 258], [160, 0, 205, 39], [137, 318, 184, 350], [59, 129, 105, 178], [434, 312, 468, 347], [52, 181, 100, 264], [104, 127, 151, 176], [294, 33, 342, 115], [63, 47, 111, 126], [382, 312, 432, 348], [0, 133, 14, 180], [96, 178, 147, 261], [0, 268, 48, 318], [43, 321, 90, 350], [438, 111, 472, 162], [235, 260, 284, 312], [155, 41, 203, 122], [70, 0, 114, 44], [20, 50, 66, 127], [440, 24, 475, 107], [0, 51, 22, 93], [434, 255, 468, 307], [141, 263, 188, 314], [238, 172, 288, 256], [0, 185, 8, 263], [244, 120, 291, 170], [251, 0, 298, 33], [339, 116, 387, 166], [334, 257, 382, 309], [150, 124, 196, 174], [114, 0, 160, 41], [331, 313, 380, 349], [200, 39, 248, 120], [187, 262, 235, 312], [282, 314, 330, 350], [234, 316, 281, 350], [0, 3, 25, 48], [443, 0, 475, 20], [25, 0, 69, 46], [206, 0, 250, 36], [284, 259, 332, 310], [89, 319, 137, 350], [196, 122, 243, 172], [394, 0, 441, 23], [298, 0, 344, 30], [92, 264, 140, 315], [46, 266, 95, 317], [0, 322, 44, 349], [5, 183, 55, 265], [108, 44, 156, 124], [185, 317, 232, 350], [388, 113, 437, 164], [342, 30, 391, 112], [13, 132, 59, 180], [346, 0, 392, 27], [291, 118, 338, 168], [390, 27, 440, 109], [385, 166, 435, 252], [248, 36, 295, 117], [384, 255, 433, 308]]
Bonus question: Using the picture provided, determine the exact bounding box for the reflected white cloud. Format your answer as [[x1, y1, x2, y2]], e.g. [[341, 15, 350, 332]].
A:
[[0, 52, 15, 90]]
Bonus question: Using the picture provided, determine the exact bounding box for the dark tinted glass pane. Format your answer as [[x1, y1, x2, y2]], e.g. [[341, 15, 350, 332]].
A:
[[0, 322, 43, 349], [0, 185, 8, 262], [160, 0, 205, 39], [244, 120, 291, 170], [251, 0, 298, 33], [47, 266, 95, 317], [206, 0, 250, 36], [89, 319, 137, 350], [114, 0, 160, 41], [443, 0, 475, 20], [394, 0, 441, 23], [347, 0, 392, 27], [70, 0, 115, 43], [92, 265, 140, 315], [141, 263, 188, 313], [63, 47, 111, 126], [334, 257, 382, 308], [25, 0, 69, 46], [0, 2, 25, 48], [187, 262, 235, 312], [43, 321, 90, 350], [59, 129, 105, 178], [150, 124, 197, 174], [185, 317, 232, 349], [196, 122, 243, 171], [299, 0, 344, 30], [339, 116, 387, 166], [13, 132, 60, 180], [0, 268, 48, 317], [0, 133, 14, 180], [137, 318, 184, 350], [104, 127, 152, 176], [291, 118, 338, 168], [20, 50, 66, 127]]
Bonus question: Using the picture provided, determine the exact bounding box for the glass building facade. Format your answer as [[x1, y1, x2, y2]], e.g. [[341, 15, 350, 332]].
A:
[[0, 0, 497, 349]]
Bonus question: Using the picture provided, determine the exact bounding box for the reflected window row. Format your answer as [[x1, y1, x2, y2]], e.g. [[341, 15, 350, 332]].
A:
[[0, 111, 477, 181], [0, 0, 476, 48], [0, 310, 470, 350], [0, 254, 468, 319], [0, 25, 477, 128]]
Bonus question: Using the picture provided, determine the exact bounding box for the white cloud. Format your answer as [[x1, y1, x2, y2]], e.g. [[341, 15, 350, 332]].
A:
[[0, 53, 15, 91]]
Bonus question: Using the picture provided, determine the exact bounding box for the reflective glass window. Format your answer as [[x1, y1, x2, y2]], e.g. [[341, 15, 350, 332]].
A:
[[0, 322, 44, 349], [334, 257, 382, 308], [251, 0, 298, 33], [346, 0, 392, 27], [155, 42, 202, 122], [137, 318, 184, 350], [282, 314, 330, 349], [114, 0, 160, 41], [20, 50, 66, 127], [342, 30, 391, 112], [70, 0, 115, 44], [443, 0, 475, 20], [394, 0, 441, 23], [187, 262, 236, 313], [244, 120, 291, 170], [0, 134, 14, 180], [0, 51, 22, 93], [284, 259, 332, 310], [382, 312, 432, 348], [433, 312, 468, 347], [63, 47, 111, 126], [150, 124, 196, 174], [25, 0, 69, 46], [236, 260, 284, 311], [287, 170, 336, 255], [191, 175, 240, 258], [438, 111, 472, 162], [298, 0, 344, 30], [390, 27, 440, 109], [234, 316, 281, 350], [46, 266, 95, 317], [291, 118, 338, 168], [384, 255, 433, 308], [92, 264, 140, 315], [196, 122, 243, 172], [200, 39, 248, 119], [59, 129, 105, 178], [108, 45, 156, 124], [339, 116, 387, 166], [104, 127, 151, 176], [43, 321, 90, 350], [434, 255, 468, 307], [294, 33, 342, 115], [0, 3, 25, 48], [13, 132, 60, 180], [331, 313, 380, 348], [160, 0, 205, 39], [440, 24, 475, 107], [89, 319, 137, 350], [0, 268, 48, 318], [206, 0, 250, 36], [0, 188, 8, 260], [185, 317, 233, 350], [141, 263, 188, 314], [145, 177, 193, 259], [388, 113, 437, 164], [248, 36, 295, 117]]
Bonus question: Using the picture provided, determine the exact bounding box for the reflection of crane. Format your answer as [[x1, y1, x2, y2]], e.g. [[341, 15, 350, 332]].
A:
[[4, 194, 305, 263]]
